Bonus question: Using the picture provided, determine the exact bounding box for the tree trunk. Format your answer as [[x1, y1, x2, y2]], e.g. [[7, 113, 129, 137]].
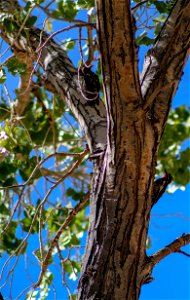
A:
[[78, 2, 154, 298], [1, 1, 190, 299], [77, 1, 190, 299]]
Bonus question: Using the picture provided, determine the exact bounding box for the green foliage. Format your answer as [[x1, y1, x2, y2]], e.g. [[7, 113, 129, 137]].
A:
[[77, 0, 95, 9], [62, 38, 76, 52], [39, 271, 53, 299], [0, 0, 189, 299], [158, 106, 190, 186], [22, 204, 42, 233], [136, 31, 155, 46], [66, 187, 86, 201], [134, 0, 176, 46], [0, 69, 6, 84], [0, 104, 9, 120], [3, 18, 19, 34], [0, 157, 17, 186], [64, 259, 81, 280], [0, 219, 26, 255], [54, 0, 78, 20], [60, 0, 78, 19], [6, 57, 27, 76], [26, 271, 53, 300]]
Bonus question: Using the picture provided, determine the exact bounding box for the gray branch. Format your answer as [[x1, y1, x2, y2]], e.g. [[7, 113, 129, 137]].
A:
[[0, 4, 107, 155]]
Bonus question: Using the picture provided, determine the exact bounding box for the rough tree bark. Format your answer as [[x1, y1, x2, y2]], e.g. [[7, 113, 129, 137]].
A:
[[0, 0, 190, 299], [78, 1, 190, 299]]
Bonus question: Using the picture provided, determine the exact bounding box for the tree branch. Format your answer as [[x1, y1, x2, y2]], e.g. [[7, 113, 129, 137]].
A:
[[96, 0, 142, 163], [140, 233, 190, 285], [86, 12, 97, 66], [141, 0, 190, 135], [0, 1, 107, 155], [149, 233, 190, 267], [34, 192, 90, 288]]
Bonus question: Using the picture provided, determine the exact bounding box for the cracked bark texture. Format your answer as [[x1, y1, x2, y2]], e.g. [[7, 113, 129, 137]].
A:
[[0, 0, 190, 299], [78, 1, 190, 299]]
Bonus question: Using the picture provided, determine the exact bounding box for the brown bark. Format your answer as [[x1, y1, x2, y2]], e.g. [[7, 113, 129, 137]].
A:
[[1, 1, 190, 299], [77, 1, 190, 299]]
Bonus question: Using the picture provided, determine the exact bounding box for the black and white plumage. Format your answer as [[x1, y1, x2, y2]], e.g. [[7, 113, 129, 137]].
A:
[[152, 171, 173, 206], [79, 65, 100, 101]]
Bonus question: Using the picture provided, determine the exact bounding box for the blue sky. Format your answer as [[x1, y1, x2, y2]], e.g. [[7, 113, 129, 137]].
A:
[[0, 2, 190, 300]]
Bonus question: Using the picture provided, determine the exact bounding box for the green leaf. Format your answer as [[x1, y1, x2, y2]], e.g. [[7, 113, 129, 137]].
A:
[[146, 237, 152, 249], [62, 38, 76, 52], [57, 0, 78, 20], [66, 187, 85, 201], [0, 104, 10, 120], [60, 230, 72, 247], [26, 290, 39, 300], [153, 14, 167, 24], [0, 69, 6, 84], [136, 31, 155, 46], [77, 0, 95, 9], [139, 36, 155, 46], [25, 15, 37, 27], [153, 1, 168, 13], [3, 19, 18, 34]]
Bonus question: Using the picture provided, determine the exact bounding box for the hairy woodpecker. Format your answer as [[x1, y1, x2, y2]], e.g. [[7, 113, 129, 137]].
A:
[[79, 65, 100, 101], [152, 171, 173, 206]]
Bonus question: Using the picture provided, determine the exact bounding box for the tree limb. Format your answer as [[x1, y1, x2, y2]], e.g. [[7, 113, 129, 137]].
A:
[[140, 233, 190, 285], [141, 0, 190, 136], [0, 1, 107, 155], [34, 192, 90, 288], [149, 233, 190, 267], [13, 50, 35, 116]]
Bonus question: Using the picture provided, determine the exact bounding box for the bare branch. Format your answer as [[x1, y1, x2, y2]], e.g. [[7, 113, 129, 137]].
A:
[[149, 233, 190, 267], [0, 149, 88, 284], [34, 192, 90, 288], [1, 15, 107, 154], [141, 0, 190, 134], [132, 1, 148, 11], [0, 150, 87, 191], [178, 249, 190, 258], [141, 233, 190, 285], [0, 148, 88, 240], [86, 12, 96, 66]]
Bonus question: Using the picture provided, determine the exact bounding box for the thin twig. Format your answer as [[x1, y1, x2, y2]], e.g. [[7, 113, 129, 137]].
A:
[[0, 149, 88, 283], [0, 151, 87, 191], [132, 0, 149, 10], [21, 22, 95, 95], [0, 150, 88, 235], [178, 249, 190, 258], [149, 233, 190, 267], [36, 23, 95, 53], [86, 12, 95, 66], [34, 192, 90, 288]]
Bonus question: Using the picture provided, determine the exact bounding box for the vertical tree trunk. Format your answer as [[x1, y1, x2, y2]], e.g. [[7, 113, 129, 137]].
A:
[[77, 1, 156, 298], [1, 1, 190, 299], [78, 1, 190, 299]]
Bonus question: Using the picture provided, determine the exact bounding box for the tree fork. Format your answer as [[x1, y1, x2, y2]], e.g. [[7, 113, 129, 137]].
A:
[[77, 0, 190, 299], [1, 0, 190, 299]]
